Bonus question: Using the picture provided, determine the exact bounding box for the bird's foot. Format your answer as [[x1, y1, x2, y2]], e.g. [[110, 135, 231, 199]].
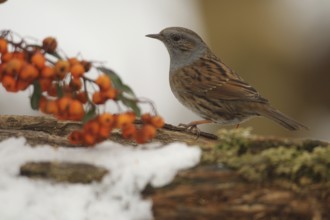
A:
[[178, 123, 201, 139], [178, 120, 212, 139]]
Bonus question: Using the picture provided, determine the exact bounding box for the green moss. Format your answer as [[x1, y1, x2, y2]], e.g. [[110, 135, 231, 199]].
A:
[[202, 128, 330, 185]]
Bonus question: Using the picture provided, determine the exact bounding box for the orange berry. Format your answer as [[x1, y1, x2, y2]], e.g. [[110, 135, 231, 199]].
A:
[[13, 51, 26, 60], [31, 52, 46, 69], [76, 92, 88, 104], [54, 60, 70, 79], [102, 88, 117, 100], [135, 135, 146, 144], [99, 126, 111, 139], [141, 113, 152, 124], [69, 77, 82, 90], [16, 79, 30, 91], [39, 78, 52, 91], [70, 63, 85, 78], [4, 58, 24, 76], [19, 64, 39, 82], [122, 124, 137, 139], [1, 75, 17, 92], [39, 96, 47, 112], [68, 131, 83, 145], [47, 83, 58, 97], [68, 99, 84, 120], [143, 124, 157, 138], [41, 66, 55, 79], [42, 37, 57, 53], [0, 38, 8, 54], [115, 112, 136, 128], [1, 64, 9, 76], [1, 52, 13, 63], [62, 84, 73, 93], [98, 113, 114, 128], [92, 91, 105, 104], [82, 133, 96, 146], [1, 51, 24, 63], [45, 100, 59, 115], [57, 97, 71, 113], [95, 75, 111, 91], [151, 116, 165, 128], [137, 124, 156, 143], [83, 120, 100, 135], [68, 57, 79, 66], [0, 63, 4, 79]]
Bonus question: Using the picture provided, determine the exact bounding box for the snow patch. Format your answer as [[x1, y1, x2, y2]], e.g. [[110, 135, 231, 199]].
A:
[[0, 138, 201, 220]]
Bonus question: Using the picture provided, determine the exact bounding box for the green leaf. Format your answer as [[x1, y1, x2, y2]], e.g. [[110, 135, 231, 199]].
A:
[[117, 94, 141, 116], [30, 81, 42, 110], [82, 104, 96, 123], [97, 66, 141, 116], [120, 84, 135, 96], [56, 83, 64, 98], [97, 67, 136, 96]]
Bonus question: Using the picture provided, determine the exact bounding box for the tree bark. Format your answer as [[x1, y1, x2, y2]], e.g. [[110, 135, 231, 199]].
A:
[[0, 115, 329, 220]]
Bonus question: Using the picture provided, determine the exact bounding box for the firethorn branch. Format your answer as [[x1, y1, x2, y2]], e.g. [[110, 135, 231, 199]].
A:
[[0, 30, 164, 146]]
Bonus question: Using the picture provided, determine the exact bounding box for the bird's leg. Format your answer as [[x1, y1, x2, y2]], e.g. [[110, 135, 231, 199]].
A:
[[179, 120, 212, 137]]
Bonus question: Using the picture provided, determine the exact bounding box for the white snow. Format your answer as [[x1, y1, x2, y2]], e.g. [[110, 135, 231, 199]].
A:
[[0, 138, 201, 220]]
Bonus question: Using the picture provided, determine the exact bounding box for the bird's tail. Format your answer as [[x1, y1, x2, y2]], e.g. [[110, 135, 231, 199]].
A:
[[259, 107, 308, 131]]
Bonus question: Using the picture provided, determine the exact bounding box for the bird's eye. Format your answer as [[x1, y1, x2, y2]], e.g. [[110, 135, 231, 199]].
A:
[[171, 34, 181, 42]]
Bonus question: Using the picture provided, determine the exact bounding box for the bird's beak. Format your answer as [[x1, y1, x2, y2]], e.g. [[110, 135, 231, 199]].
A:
[[146, 33, 163, 41]]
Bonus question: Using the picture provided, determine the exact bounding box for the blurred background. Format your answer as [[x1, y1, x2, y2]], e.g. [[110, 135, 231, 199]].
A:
[[0, 0, 329, 141]]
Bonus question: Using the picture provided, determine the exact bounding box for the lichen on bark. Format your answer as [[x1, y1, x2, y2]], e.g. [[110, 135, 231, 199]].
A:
[[204, 128, 330, 187]]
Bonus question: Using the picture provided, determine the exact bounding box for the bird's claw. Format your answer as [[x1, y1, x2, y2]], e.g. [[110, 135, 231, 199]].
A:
[[178, 123, 201, 139]]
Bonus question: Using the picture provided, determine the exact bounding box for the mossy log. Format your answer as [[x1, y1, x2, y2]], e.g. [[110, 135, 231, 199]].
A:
[[0, 115, 329, 220]]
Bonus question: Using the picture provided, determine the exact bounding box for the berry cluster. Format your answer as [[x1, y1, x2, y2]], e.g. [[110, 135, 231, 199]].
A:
[[69, 112, 164, 146], [0, 31, 164, 146], [0, 37, 38, 92], [0, 36, 93, 121]]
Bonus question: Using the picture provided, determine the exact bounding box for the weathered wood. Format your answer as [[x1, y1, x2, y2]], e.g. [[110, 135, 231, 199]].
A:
[[0, 115, 329, 220], [20, 161, 108, 183], [0, 114, 216, 147], [143, 165, 329, 220]]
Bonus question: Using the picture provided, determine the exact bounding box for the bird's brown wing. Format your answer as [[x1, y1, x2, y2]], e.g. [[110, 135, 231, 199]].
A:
[[176, 57, 268, 103]]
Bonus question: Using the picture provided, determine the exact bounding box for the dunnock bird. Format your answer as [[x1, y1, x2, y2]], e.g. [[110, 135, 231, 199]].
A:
[[146, 27, 307, 130]]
